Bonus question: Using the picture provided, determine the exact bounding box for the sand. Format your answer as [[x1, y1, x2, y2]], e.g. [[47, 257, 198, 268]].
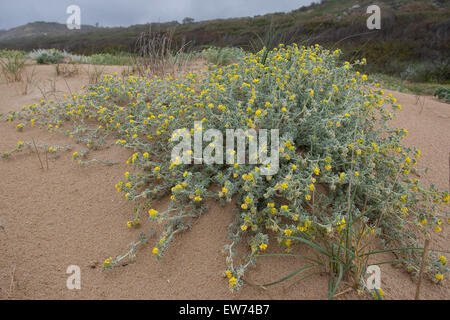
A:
[[0, 63, 449, 300]]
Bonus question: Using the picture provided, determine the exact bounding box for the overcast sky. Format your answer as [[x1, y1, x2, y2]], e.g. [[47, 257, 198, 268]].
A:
[[0, 0, 318, 30]]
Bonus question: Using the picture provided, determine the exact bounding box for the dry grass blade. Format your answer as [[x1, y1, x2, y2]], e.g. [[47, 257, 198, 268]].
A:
[[133, 26, 191, 77], [19, 66, 37, 95], [415, 239, 430, 300], [7, 265, 16, 299], [86, 65, 105, 84], [0, 54, 26, 83], [56, 63, 79, 78], [32, 138, 44, 170]]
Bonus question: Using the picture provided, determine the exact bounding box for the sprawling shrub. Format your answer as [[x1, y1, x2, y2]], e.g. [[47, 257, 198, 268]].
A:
[[434, 87, 450, 103], [29, 49, 89, 64], [4, 44, 448, 298]]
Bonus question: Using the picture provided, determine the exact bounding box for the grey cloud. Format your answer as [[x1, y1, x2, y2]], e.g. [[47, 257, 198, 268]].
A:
[[0, 0, 317, 30]]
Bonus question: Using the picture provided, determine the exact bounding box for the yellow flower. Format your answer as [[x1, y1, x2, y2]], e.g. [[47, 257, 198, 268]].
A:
[[438, 255, 447, 265], [442, 193, 449, 204], [309, 184, 315, 192], [225, 270, 233, 279], [259, 243, 268, 251], [126, 221, 132, 228], [17, 141, 24, 147], [102, 257, 113, 268], [435, 274, 444, 281], [152, 247, 159, 255], [194, 196, 203, 202], [229, 277, 238, 287], [143, 152, 149, 159], [305, 194, 312, 201], [222, 187, 228, 194], [337, 218, 346, 232], [314, 167, 320, 175], [354, 171, 359, 177], [373, 288, 384, 300], [281, 182, 288, 190], [154, 166, 161, 173], [148, 209, 158, 218]]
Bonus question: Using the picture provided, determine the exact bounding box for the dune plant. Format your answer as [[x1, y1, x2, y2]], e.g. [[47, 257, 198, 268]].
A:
[[29, 49, 90, 65], [0, 50, 26, 59], [3, 44, 449, 298], [434, 87, 450, 103], [132, 27, 192, 77], [0, 53, 26, 82]]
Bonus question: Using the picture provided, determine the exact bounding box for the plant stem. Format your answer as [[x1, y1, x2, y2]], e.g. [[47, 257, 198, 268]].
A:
[[414, 239, 430, 300]]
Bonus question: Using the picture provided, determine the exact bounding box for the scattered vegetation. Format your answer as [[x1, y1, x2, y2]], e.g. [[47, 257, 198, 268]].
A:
[[89, 53, 135, 66], [29, 49, 89, 64], [55, 63, 79, 78], [373, 73, 450, 97], [201, 47, 246, 66], [434, 87, 450, 103], [0, 49, 26, 59]]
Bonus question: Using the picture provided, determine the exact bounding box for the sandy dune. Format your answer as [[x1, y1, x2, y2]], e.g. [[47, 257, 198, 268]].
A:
[[0, 63, 448, 299]]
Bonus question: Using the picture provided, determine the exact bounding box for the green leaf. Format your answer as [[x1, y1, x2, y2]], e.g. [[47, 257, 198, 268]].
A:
[[262, 265, 314, 287]]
